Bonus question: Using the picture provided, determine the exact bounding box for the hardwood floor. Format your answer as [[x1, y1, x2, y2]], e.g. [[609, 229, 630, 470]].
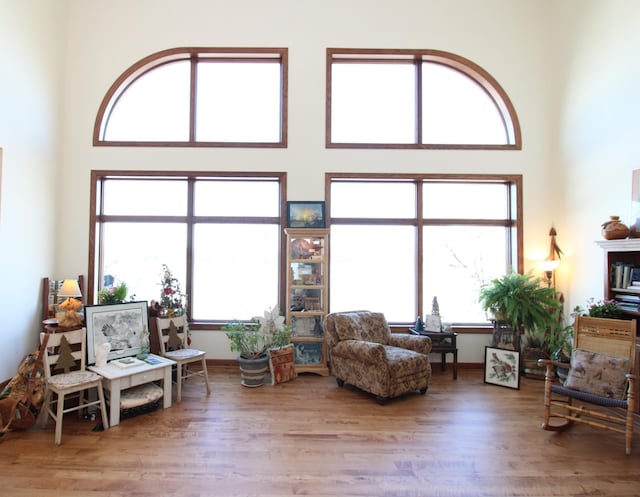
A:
[[1, 365, 639, 497]]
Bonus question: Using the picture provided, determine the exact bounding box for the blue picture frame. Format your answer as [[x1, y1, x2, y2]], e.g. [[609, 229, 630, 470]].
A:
[[286, 201, 326, 228]]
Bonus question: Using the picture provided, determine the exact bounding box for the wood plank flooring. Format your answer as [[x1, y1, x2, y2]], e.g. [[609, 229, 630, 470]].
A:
[[1, 365, 639, 497]]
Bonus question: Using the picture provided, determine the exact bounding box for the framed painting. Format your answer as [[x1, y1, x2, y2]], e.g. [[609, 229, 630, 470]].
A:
[[484, 346, 520, 390], [293, 341, 323, 365], [85, 301, 149, 365], [286, 201, 326, 228]]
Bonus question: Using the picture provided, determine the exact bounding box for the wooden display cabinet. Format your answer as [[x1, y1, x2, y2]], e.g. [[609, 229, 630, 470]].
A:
[[596, 239, 640, 413], [285, 228, 329, 376]]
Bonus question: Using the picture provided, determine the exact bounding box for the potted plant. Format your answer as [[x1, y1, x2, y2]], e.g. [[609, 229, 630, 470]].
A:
[[159, 264, 187, 317], [583, 298, 623, 319], [479, 272, 561, 376], [223, 305, 291, 387], [97, 281, 130, 304], [479, 271, 560, 334]]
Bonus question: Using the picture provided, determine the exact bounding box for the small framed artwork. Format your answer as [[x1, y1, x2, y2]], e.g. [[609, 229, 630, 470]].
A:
[[286, 201, 326, 228], [293, 341, 323, 364], [484, 346, 520, 390], [85, 301, 149, 365]]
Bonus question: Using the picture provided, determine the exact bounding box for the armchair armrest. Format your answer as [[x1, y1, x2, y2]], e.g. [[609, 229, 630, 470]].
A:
[[389, 333, 432, 355], [332, 340, 387, 364]]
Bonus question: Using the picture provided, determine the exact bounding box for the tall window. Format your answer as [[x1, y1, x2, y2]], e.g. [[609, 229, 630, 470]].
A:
[[89, 172, 286, 323], [94, 48, 288, 147], [327, 49, 521, 149], [328, 174, 522, 324]]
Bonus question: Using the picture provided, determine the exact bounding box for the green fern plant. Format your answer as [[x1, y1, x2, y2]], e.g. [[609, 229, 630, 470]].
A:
[[479, 271, 560, 334], [97, 281, 129, 304]]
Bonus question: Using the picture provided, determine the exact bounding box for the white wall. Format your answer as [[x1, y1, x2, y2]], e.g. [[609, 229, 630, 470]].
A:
[[550, 0, 640, 312], [0, 0, 66, 379], [58, 0, 557, 361]]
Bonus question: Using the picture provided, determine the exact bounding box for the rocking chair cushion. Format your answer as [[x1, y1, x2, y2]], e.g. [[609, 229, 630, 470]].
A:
[[564, 348, 632, 400]]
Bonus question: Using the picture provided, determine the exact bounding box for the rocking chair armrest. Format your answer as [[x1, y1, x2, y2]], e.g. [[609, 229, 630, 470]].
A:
[[537, 358, 567, 377], [537, 358, 568, 368]]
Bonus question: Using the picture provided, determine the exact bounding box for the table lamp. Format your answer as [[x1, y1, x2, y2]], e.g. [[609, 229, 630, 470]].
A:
[[57, 279, 83, 327]]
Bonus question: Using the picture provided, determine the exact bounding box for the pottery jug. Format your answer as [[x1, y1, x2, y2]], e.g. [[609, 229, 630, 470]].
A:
[[601, 215, 630, 240]]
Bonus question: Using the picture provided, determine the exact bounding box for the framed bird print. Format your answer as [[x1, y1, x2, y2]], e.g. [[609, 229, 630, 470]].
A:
[[484, 346, 520, 390]]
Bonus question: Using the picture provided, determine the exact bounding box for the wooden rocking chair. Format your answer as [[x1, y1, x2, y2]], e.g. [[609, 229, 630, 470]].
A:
[[539, 315, 637, 455]]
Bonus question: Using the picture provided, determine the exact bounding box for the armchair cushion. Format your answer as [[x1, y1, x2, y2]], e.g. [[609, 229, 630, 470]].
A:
[[564, 348, 632, 400], [332, 311, 390, 344]]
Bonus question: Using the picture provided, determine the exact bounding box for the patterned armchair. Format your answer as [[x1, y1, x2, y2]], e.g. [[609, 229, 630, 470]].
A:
[[324, 311, 432, 404]]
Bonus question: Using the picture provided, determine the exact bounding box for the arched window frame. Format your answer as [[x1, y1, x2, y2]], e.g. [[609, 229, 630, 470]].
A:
[[326, 48, 522, 150], [93, 47, 288, 148]]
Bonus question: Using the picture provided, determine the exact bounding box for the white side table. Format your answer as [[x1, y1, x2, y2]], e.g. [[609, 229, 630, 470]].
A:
[[88, 354, 175, 426]]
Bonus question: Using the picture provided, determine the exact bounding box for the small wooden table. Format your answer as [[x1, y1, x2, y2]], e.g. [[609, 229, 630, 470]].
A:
[[409, 329, 458, 379], [88, 354, 175, 426]]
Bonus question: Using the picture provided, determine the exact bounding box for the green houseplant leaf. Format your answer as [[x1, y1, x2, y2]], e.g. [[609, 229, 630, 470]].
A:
[[223, 306, 291, 360], [479, 271, 560, 335]]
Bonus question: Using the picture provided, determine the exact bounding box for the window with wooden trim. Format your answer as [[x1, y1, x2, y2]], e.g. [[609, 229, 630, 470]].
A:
[[94, 48, 288, 147], [89, 171, 286, 324], [327, 49, 521, 149], [327, 174, 522, 325]]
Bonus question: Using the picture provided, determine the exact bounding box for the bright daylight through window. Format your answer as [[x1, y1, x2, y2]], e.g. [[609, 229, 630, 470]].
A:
[[328, 176, 521, 325], [94, 48, 287, 147], [327, 49, 521, 149], [91, 173, 284, 323]]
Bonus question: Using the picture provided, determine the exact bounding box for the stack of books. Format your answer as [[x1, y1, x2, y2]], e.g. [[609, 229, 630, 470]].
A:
[[610, 262, 640, 290], [614, 293, 640, 312]]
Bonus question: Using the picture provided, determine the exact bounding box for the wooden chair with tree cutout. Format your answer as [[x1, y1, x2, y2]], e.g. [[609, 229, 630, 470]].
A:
[[39, 328, 109, 445], [156, 315, 210, 402]]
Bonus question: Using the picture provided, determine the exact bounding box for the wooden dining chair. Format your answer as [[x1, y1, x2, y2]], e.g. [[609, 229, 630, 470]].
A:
[[156, 315, 210, 402], [40, 328, 109, 445]]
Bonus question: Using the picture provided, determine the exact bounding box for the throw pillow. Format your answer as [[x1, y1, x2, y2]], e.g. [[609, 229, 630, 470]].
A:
[[564, 348, 632, 399], [269, 344, 297, 385]]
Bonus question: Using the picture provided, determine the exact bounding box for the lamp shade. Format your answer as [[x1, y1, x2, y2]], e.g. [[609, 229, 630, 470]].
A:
[[538, 259, 560, 272], [58, 279, 82, 298]]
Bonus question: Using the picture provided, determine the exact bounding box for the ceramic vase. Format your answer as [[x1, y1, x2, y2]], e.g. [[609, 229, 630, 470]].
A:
[[238, 354, 270, 387], [601, 215, 630, 240]]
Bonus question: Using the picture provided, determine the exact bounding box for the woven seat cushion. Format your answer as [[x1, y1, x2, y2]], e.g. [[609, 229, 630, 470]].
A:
[[564, 348, 632, 400], [164, 348, 204, 359], [119, 383, 163, 409], [551, 384, 628, 408], [49, 370, 102, 388]]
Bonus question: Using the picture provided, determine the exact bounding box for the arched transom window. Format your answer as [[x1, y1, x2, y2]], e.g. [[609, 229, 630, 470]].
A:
[[327, 48, 521, 149], [94, 47, 288, 147]]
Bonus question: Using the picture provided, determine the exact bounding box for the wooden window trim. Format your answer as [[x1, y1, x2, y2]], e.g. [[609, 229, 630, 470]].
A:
[[88, 170, 288, 310], [326, 48, 522, 150], [93, 47, 288, 148], [325, 172, 523, 322]]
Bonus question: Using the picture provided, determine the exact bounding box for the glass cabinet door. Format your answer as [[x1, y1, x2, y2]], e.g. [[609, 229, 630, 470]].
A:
[[285, 228, 329, 376]]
